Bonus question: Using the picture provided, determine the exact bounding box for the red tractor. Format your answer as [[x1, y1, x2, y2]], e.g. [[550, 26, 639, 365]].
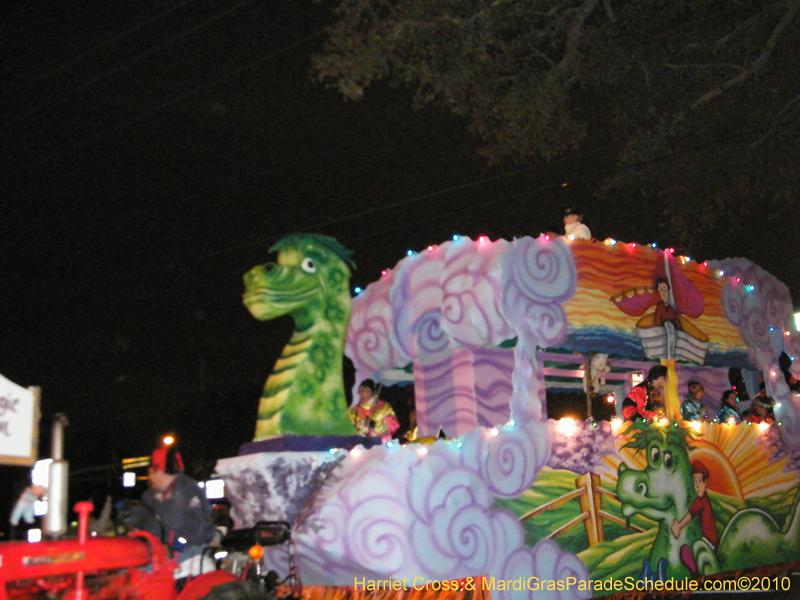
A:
[[0, 501, 285, 600]]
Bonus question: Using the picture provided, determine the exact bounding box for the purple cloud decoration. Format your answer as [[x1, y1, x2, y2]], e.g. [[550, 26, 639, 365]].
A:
[[709, 257, 800, 446], [346, 235, 577, 421], [247, 419, 590, 600]]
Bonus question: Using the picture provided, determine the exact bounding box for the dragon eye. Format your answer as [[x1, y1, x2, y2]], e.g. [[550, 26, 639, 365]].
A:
[[301, 258, 317, 273], [663, 451, 673, 468], [649, 446, 660, 463]]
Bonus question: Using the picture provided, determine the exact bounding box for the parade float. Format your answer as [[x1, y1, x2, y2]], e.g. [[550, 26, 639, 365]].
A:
[[216, 233, 800, 599]]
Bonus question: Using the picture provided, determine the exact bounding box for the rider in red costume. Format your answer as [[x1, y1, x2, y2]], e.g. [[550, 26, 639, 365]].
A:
[[622, 365, 668, 421]]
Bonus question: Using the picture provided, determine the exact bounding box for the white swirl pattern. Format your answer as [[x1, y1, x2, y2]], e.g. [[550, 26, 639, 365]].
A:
[[345, 269, 409, 374], [266, 421, 579, 598], [391, 248, 448, 360], [709, 258, 800, 447], [501, 540, 590, 600], [347, 236, 571, 372], [440, 237, 514, 346]]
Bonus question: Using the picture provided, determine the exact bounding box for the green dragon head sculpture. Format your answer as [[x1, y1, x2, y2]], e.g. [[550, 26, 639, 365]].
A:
[[244, 234, 356, 439]]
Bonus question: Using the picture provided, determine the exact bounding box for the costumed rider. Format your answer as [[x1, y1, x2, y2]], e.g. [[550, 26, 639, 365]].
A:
[[743, 382, 774, 424], [622, 365, 668, 421], [680, 381, 709, 421], [9, 484, 46, 540], [349, 379, 399, 439], [563, 207, 592, 240], [716, 389, 742, 424], [745, 396, 775, 424], [144, 445, 216, 581]]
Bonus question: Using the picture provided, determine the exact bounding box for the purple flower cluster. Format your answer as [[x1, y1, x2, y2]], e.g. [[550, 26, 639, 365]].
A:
[[548, 420, 617, 475]]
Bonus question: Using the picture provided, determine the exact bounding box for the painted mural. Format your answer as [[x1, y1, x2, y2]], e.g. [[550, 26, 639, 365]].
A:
[[220, 233, 800, 600], [562, 242, 747, 366], [498, 417, 800, 589], [611, 250, 708, 363]]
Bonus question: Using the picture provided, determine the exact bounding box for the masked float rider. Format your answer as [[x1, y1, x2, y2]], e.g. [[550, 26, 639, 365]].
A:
[[622, 365, 668, 421], [680, 381, 709, 421], [716, 389, 743, 424], [349, 379, 399, 438]]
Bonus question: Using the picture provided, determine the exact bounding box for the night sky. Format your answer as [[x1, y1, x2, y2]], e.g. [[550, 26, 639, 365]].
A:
[[2, 0, 799, 507]]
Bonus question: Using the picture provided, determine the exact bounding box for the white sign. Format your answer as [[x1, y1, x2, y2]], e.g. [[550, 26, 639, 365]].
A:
[[0, 374, 40, 466], [204, 479, 225, 499]]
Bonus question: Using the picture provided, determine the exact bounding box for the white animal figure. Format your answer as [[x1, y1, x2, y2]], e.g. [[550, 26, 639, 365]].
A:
[[583, 352, 610, 393]]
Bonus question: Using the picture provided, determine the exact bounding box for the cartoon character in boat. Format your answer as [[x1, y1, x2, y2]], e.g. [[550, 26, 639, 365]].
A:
[[612, 250, 709, 363]]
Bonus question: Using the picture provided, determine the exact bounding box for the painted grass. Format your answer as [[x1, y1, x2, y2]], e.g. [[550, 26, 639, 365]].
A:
[[495, 466, 798, 594]]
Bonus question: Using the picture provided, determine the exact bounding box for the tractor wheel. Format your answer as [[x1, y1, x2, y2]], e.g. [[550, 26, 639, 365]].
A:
[[197, 581, 275, 600]]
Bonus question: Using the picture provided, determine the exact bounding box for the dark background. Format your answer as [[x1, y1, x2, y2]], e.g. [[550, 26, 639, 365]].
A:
[[1, 0, 798, 522]]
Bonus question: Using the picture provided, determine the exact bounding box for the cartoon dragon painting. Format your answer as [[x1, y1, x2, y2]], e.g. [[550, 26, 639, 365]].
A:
[[616, 421, 800, 580], [243, 234, 356, 439]]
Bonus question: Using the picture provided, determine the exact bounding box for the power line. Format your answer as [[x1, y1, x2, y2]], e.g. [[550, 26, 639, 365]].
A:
[[1, 0, 197, 100], [5, 125, 695, 312], [6, 0, 779, 180], [0, 136, 693, 312], [7, 28, 325, 177], [7, 0, 263, 126]]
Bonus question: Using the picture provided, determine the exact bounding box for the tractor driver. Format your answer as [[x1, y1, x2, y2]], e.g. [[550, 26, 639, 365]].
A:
[[144, 445, 216, 582]]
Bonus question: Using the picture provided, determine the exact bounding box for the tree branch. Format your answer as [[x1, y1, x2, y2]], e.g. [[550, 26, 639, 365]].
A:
[[546, 0, 576, 19], [712, 3, 783, 50], [663, 63, 746, 73], [558, 0, 601, 70], [679, 3, 782, 53], [752, 92, 800, 147], [686, 0, 800, 113], [773, 92, 800, 121], [603, 0, 616, 23]]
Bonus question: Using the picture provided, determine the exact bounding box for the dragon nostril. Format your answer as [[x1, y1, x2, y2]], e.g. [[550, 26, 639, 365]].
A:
[[264, 263, 276, 273], [637, 482, 647, 496]]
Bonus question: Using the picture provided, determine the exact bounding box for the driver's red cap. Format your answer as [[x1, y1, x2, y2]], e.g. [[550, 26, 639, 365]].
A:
[[151, 446, 184, 472]]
